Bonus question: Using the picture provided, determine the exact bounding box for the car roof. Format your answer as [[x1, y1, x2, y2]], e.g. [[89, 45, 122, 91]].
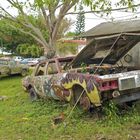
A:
[[40, 56, 75, 64], [0, 58, 10, 61]]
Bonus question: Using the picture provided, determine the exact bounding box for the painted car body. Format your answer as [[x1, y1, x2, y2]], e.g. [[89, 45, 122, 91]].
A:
[[0, 59, 29, 76], [22, 57, 140, 110], [22, 34, 140, 110], [22, 57, 79, 104], [27, 58, 39, 66]]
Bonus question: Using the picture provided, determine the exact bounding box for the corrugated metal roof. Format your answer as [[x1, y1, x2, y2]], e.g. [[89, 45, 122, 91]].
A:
[[81, 20, 140, 37]]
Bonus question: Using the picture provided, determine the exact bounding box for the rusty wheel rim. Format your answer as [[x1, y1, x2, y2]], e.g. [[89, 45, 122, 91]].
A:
[[80, 96, 91, 111]]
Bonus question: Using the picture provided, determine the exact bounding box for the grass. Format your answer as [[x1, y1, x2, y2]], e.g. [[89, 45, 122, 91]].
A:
[[0, 76, 140, 140]]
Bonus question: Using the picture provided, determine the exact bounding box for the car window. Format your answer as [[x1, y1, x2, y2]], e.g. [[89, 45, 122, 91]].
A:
[[59, 61, 69, 71], [36, 63, 45, 76], [9, 61, 16, 66], [47, 62, 58, 75], [0, 60, 8, 65]]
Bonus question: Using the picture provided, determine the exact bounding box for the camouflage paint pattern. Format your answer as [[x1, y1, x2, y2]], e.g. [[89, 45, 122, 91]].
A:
[[0, 59, 28, 76], [23, 72, 101, 107], [23, 73, 71, 101], [22, 57, 101, 108]]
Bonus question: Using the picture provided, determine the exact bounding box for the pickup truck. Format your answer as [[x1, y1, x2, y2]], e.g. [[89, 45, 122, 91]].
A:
[[0, 58, 29, 77], [22, 34, 140, 110]]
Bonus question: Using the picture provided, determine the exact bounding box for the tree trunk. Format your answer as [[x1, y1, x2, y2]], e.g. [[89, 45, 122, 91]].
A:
[[44, 47, 56, 59], [43, 35, 57, 59]]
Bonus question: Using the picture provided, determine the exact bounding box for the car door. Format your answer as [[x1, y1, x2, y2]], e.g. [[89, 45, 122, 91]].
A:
[[9, 60, 21, 74], [41, 59, 67, 100], [33, 59, 66, 100], [0, 60, 10, 75], [41, 60, 61, 100], [44, 59, 72, 101], [33, 62, 46, 97]]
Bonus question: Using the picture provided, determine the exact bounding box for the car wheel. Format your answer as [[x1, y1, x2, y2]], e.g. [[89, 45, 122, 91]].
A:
[[21, 69, 28, 77], [71, 85, 91, 111], [29, 87, 38, 101]]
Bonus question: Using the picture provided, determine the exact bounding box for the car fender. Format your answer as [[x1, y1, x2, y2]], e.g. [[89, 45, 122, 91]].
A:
[[61, 73, 101, 107]]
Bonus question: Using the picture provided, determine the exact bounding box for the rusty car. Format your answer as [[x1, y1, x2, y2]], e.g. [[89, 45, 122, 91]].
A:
[[22, 33, 140, 110], [0, 58, 29, 77]]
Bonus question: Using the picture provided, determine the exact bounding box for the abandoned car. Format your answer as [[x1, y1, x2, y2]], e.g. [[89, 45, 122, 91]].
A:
[[22, 33, 140, 110], [0, 58, 29, 77]]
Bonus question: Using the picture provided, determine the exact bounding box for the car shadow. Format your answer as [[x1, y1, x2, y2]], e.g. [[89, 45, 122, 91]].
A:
[[0, 74, 22, 80]]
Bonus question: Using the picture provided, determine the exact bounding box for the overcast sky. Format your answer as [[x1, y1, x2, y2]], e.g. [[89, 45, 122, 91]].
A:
[[1, 1, 140, 31]]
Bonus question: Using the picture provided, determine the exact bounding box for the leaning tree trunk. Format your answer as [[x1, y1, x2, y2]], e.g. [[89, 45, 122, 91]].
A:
[[44, 45, 56, 59], [43, 36, 58, 59]]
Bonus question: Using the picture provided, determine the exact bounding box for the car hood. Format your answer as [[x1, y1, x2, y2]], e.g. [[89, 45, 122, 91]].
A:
[[70, 33, 140, 68]]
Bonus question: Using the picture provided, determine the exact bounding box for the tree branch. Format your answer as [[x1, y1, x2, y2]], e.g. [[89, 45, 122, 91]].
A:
[[51, 1, 78, 42], [24, 22, 49, 47], [40, 6, 48, 26], [7, 0, 22, 10], [67, 3, 140, 15], [4, 0, 50, 49], [0, 6, 16, 19], [9, 24, 48, 50]]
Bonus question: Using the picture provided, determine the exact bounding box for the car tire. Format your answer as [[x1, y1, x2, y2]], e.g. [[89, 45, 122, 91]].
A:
[[29, 87, 38, 101], [21, 69, 28, 77]]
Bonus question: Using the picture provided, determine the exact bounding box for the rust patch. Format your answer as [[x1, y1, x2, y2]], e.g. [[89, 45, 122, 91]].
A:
[[52, 85, 64, 100], [80, 96, 91, 110]]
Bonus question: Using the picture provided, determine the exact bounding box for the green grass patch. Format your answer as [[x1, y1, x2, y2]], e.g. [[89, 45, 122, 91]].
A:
[[0, 76, 140, 140]]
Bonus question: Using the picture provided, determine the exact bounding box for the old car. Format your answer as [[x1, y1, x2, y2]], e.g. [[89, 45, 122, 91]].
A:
[[20, 58, 39, 66], [0, 58, 29, 77], [13, 56, 23, 62], [22, 56, 75, 100], [27, 58, 39, 67], [22, 33, 140, 110]]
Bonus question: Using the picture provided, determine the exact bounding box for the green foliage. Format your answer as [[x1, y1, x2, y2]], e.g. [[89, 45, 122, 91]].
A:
[[65, 32, 77, 37], [0, 0, 137, 57], [75, 2, 85, 35], [0, 19, 35, 53], [81, 62, 87, 73], [0, 15, 72, 55], [0, 76, 140, 139], [103, 102, 120, 122], [0, 54, 4, 57], [56, 42, 77, 56], [100, 101, 140, 130], [26, 15, 49, 41], [16, 43, 43, 57], [57, 18, 74, 39]]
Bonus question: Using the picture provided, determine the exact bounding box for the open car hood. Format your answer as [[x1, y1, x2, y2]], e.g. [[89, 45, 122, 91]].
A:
[[71, 33, 140, 68]]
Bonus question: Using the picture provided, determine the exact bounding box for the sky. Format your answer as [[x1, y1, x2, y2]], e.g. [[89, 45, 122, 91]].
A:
[[1, 1, 140, 32]]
